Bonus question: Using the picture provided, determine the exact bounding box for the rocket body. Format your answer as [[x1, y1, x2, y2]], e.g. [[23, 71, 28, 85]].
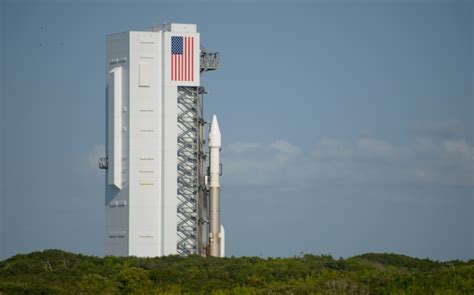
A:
[[209, 115, 221, 257]]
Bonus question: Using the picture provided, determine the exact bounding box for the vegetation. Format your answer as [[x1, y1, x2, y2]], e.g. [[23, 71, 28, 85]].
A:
[[0, 249, 472, 294]]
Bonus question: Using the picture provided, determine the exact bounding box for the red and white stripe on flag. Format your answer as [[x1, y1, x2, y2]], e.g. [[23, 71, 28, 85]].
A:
[[171, 36, 194, 82]]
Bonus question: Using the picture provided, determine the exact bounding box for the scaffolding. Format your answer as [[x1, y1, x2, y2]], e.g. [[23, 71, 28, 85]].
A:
[[177, 87, 199, 255], [176, 49, 219, 256]]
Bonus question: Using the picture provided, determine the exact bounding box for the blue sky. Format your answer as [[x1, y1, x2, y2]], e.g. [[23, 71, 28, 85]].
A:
[[0, 0, 472, 260]]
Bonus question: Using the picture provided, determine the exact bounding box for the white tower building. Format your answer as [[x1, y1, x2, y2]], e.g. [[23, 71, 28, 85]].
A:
[[101, 23, 222, 257]]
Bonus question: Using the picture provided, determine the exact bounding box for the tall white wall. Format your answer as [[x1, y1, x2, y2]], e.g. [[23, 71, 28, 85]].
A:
[[106, 32, 130, 256], [128, 31, 163, 256]]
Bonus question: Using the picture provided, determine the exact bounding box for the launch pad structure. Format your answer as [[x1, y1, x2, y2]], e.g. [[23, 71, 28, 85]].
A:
[[100, 23, 223, 257]]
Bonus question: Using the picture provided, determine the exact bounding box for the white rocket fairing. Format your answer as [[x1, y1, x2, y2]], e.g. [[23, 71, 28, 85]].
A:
[[220, 224, 225, 257], [208, 115, 223, 257]]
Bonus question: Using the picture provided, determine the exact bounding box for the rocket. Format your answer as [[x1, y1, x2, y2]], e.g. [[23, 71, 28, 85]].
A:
[[208, 114, 223, 257]]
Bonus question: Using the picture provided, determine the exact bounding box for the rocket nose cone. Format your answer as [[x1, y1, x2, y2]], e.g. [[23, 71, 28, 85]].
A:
[[211, 115, 220, 134], [209, 114, 221, 147]]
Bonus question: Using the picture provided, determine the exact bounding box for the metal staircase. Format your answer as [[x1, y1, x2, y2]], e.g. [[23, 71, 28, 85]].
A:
[[176, 46, 219, 256]]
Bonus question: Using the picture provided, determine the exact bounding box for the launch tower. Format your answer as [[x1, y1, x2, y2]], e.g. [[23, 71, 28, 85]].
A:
[[99, 23, 223, 257]]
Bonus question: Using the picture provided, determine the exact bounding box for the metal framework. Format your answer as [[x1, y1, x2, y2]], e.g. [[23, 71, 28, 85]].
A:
[[98, 157, 108, 169], [200, 48, 220, 72], [176, 86, 206, 255], [196, 87, 208, 256], [176, 47, 219, 256]]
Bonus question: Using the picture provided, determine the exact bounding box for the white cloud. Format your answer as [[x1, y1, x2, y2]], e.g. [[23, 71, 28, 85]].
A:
[[311, 138, 352, 160], [415, 169, 436, 183], [270, 140, 301, 155], [311, 138, 400, 162], [223, 127, 474, 187], [222, 140, 301, 186], [355, 138, 400, 160], [414, 120, 464, 140], [443, 139, 474, 160], [226, 142, 264, 153]]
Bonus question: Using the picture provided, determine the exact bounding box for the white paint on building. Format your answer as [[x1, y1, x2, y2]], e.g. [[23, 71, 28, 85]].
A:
[[105, 24, 200, 257]]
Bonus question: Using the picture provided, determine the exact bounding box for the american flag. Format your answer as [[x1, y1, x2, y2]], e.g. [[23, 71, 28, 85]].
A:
[[171, 36, 194, 82]]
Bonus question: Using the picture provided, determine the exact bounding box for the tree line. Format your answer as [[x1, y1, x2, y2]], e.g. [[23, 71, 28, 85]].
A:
[[0, 249, 473, 294]]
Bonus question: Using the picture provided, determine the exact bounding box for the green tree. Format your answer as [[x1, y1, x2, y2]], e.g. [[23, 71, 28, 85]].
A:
[[78, 273, 117, 294], [115, 267, 152, 294]]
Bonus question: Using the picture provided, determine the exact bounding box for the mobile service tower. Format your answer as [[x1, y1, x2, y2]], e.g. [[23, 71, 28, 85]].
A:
[[99, 23, 224, 257]]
